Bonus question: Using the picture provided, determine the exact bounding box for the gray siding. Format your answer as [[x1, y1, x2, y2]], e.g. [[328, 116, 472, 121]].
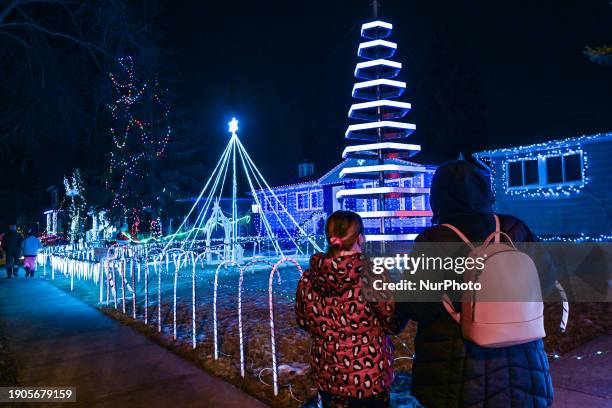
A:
[[490, 140, 612, 236]]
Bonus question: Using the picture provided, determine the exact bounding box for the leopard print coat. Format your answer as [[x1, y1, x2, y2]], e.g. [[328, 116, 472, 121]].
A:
[[295, 253, 398, 399]]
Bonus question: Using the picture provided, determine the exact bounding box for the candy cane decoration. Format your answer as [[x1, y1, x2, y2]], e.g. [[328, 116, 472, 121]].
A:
[[240, 259, 274, 378], [268, 257, 303, 395], [144, 259, 149, 324], [120, 260, 126, 314], [132, 259, 136, 319], [173, 263, 178, 340], [166, 249, 186, 341], [112, 261, 118, 309], [213, 260, 241, 360], [157, 255, 162, 333], [192, 252, 207, 349]]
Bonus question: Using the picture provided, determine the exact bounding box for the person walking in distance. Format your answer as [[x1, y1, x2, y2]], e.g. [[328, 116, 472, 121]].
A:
[[2, 225, 22, 279], [21, 228, 42, 278]]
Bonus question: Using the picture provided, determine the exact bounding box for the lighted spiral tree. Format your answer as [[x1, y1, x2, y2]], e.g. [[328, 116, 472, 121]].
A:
[[64, 169, 86, 244], [106, 56, 172, 221]]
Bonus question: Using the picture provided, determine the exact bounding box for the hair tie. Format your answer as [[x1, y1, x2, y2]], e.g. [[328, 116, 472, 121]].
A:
[[329, 237, 343, 246]]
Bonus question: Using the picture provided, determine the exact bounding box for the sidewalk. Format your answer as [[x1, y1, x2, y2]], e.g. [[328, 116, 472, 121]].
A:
[[0, 276, 267, 407], [550, 334, 612, 407]]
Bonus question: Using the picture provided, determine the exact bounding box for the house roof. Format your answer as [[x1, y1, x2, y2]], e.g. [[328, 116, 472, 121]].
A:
[[257, 157, 436, 192], [474, 132, 612, 159]]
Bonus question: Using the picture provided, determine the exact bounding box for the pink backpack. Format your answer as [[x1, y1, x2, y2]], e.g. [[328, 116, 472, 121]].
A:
[[441, 215, 546, 348]]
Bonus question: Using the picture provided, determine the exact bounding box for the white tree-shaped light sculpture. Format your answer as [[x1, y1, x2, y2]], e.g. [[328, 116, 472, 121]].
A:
[[338, 19, 431, 242], [163, 117, 322, 259]]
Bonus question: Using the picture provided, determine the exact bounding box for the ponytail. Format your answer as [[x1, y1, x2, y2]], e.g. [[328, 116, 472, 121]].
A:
[[325, 210, 364, 258]]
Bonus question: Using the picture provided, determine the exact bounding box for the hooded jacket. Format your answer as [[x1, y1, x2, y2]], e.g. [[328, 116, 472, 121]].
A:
[[295, 252, 398, 399], [1, 229, 22, 255], [398, 161, 554, 408], [21, 235, 42, 257]]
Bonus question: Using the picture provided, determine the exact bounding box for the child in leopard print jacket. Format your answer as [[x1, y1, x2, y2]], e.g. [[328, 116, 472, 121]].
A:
[[295, 211, 400, 407]]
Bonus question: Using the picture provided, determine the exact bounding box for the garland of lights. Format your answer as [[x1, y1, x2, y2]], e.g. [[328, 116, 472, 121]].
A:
[[539, 233, 612, 243], [474, 133, 612, 200], [499, 149, 589, 198], [64, 169, 86, 244], [106, 56, 172, 211]]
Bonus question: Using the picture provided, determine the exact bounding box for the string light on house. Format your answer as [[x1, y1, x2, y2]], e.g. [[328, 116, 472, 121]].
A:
[[474, 133, 612, 199]]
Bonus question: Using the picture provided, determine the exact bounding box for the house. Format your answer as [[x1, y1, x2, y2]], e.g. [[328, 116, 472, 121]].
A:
[[474, 132, 612, 238], [253, 158, 436, 238]]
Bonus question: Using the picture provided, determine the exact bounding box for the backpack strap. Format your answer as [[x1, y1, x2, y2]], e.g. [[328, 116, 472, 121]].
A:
[[493, 214, 500, 244], [440, 223, 475, 250], [442, 294, 460, 324], [442, 214, 500, 247], [483, 230, 517, 249]]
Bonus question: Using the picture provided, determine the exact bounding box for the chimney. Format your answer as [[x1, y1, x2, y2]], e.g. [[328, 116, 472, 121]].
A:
[[298, 161, 315, 178]]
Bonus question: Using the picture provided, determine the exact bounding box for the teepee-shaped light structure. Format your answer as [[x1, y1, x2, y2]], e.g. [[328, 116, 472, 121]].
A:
[[163, 118, 322, 258], [338, 13, 431, 241]]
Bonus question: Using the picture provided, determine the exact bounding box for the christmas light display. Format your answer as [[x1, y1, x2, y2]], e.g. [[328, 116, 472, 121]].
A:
[[44, 209, 62, 236], [64, 169, 86, 244], [340, 20, 431, 241], [474, 132, 612, 199], [473, 132, 612, 240], [539, 233, 612, 242], [163, 118, 323, 258], [106, 56, 172, 211]]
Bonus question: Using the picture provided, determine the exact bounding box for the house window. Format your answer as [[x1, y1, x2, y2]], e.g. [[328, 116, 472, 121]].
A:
[[359, 182, 376, 211], [564, 154, 582, 182], [545, 153, 583, 185], [275, 194, 287, 211], [546, 156, 563, 184], [261, 193, 286, 212], [523, 159, 539, 185], [506, 151, 584, 191], [507, 161, 525, 187], [310, 190, 324, 209], [260, 195, 272, 212], [296, 191, 309, 210]]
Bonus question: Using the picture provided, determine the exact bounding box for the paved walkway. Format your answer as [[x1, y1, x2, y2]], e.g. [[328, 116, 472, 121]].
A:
[[550, 334, 612, 407], [0, 276, 267, 408]]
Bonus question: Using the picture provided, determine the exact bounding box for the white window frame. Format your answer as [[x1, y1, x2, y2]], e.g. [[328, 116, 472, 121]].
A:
[[310, 189, 324, 210], [505, 150, 584, 191], [274, 193, 287, 212], [295, 191, 310, 211]]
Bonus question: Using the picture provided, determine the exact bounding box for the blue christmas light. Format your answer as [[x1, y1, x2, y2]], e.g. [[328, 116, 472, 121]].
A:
[[473, 133, 612, 199]]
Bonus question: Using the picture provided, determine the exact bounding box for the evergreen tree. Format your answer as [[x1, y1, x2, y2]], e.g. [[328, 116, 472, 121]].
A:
[[105, 56, 172, 223]]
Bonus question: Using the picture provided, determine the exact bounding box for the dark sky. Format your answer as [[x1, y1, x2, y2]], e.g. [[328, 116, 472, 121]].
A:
[[159, 0, 612, 186]]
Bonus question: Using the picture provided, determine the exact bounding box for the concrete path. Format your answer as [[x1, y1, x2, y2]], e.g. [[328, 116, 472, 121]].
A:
[[0, 276, 267, 408], [550, 334, 612, 407]]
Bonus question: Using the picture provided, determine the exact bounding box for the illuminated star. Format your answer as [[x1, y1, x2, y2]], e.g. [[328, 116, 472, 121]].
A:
[[228, 117, 239, 135]]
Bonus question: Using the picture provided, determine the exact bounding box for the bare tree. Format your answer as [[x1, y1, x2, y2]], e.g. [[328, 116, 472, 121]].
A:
[[0, 0, 169, 223]]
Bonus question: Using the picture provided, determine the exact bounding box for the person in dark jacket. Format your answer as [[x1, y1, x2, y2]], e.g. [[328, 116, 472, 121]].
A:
[[398, 161, 554, 408], [296, 210, 399, 407], [2, 225, 22, 278]]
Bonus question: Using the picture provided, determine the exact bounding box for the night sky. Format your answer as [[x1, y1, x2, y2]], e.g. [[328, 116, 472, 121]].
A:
[[159, 0, 612, 186], [2, 0, 611, 223]]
